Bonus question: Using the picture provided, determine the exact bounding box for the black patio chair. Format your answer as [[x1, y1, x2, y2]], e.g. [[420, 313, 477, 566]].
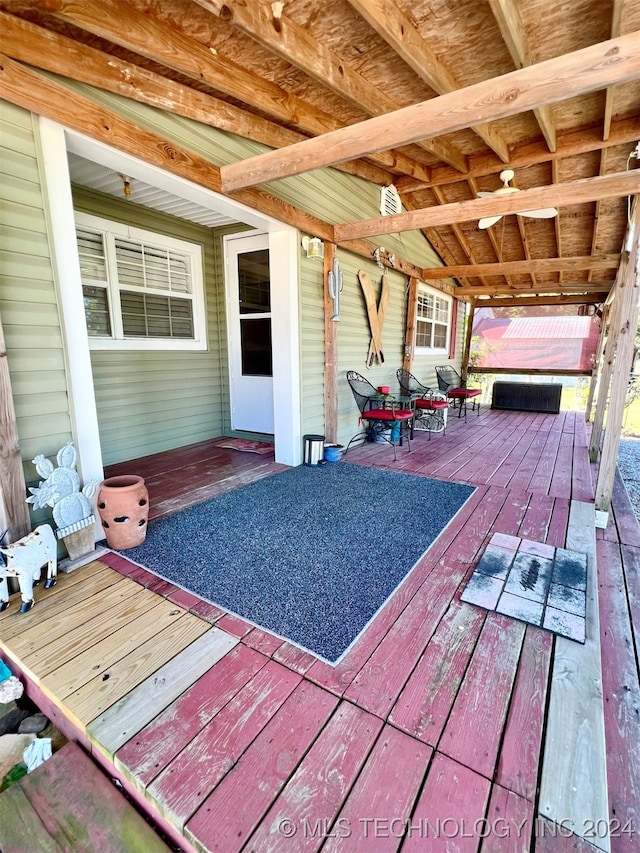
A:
[[396, 367, 448, 438], [345, 370, 414, 461], [435, 365, 481, 421]]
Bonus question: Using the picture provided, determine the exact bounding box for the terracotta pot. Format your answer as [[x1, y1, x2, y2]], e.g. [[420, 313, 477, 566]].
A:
[[97, 475, 149, 549]]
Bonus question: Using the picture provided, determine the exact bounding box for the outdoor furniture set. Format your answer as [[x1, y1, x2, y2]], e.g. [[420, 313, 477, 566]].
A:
[[346, 367, 481, 460]]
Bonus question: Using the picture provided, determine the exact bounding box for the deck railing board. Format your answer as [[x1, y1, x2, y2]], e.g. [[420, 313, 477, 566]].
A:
[[148, 660, 302, 829], [115, 644, 269, 788], [87, 626, 238, 758]]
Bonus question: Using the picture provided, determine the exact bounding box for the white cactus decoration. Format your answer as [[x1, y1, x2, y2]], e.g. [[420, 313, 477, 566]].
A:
[[27, 442, 98, 539]]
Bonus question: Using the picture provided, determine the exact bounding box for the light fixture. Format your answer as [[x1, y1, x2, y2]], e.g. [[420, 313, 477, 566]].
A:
[[119, 173, 132, 199], [301, 235, 324, 260]]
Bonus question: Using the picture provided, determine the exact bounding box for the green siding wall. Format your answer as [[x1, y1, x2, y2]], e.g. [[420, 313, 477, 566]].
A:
[[3, 81, 462, 468], [0, 101, 72, 472], [72, 186, 245, 465]]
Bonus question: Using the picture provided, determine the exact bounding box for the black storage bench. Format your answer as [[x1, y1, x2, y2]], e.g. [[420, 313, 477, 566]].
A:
[[491, 381, 562, 414]]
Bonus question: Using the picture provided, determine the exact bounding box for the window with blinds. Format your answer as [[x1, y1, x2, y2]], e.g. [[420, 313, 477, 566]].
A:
[[75, 213, 206, 350], [415, 286, 452, 352]]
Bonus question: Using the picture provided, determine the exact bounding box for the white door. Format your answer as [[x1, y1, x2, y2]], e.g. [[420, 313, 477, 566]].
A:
[[225, 233, 274, 433]]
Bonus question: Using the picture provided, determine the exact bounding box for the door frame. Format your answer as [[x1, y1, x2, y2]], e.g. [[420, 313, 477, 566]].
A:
[[38, 118, 302, 473], [224, 231, 274, 435]]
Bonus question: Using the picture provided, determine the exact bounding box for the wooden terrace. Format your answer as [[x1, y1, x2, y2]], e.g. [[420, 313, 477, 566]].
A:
[[1, 410, 638, 853]]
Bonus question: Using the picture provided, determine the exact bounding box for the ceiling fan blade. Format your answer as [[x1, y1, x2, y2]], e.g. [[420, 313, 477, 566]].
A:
[[478, 214, 504, 229], [518, 207, 558, 219], [477, 191, 495, 198]]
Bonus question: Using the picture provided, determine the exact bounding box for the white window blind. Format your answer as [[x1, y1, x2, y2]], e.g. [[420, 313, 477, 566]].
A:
[[75, 213, 206, 351]]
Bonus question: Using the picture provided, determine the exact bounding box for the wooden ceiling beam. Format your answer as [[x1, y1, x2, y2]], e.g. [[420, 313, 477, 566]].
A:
[[475, 293, 609, 306], [220, 33, 640, 191], [397, 117, 640, 193], [487, 0, 556, 151], [0, 11, 392, 187], [456, 281, 613, 296], [425, 256, 618, 278], [334, 171, 640, 241], [34, 0, 431, 182], [345, 0, 510, 162], [0, 54, 336, 241], [193, 0, 467, 172]]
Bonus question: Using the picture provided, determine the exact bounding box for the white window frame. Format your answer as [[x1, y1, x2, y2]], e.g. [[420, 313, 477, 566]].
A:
[[414, 284, 453, 355], [75, 212, 207, 351]]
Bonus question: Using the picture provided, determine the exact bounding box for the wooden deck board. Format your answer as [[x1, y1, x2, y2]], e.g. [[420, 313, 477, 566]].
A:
[[0, 742, 171, 853], [481, 784, 535, 853], [496, 626, 553, 801], [115, 643, 268, 788], [148, 660, 302, 829], [1, 412, 631, 853], [184, 682, 339, 853], [322, 724, 432, 853], [439, 614, 526, 780], [245, 701, 384, 853], [388, 600, 486, 745], [539, 501, 609, 853], [596, 539, 640, 853], [404, 752, 491, 853], [87, 627, 238, 757]]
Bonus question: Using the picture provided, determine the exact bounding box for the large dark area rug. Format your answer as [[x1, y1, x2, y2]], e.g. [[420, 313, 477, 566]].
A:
[[121, 463, 475, 663]]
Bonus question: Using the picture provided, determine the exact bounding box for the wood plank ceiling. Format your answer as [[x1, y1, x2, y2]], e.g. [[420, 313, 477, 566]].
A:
[[1, 0, 639, 301]]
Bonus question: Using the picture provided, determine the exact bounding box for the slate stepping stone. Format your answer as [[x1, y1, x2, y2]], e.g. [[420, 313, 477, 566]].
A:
[[18, 713, 49, 735]]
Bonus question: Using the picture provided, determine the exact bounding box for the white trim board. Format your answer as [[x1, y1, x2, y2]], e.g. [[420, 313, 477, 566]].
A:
[[37, 118, 302, 470]]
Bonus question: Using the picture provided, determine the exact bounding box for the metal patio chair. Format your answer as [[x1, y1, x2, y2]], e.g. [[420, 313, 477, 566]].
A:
[[345, 370, 414, 461], [435, 365, 482, 421], [396, 367, 448, 438]]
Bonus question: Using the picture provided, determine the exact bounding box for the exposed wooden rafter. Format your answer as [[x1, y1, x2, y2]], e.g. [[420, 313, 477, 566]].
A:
[[192, 0, 467, 172], [220, 34, 640, 191], [423, 256, 619, 278], [0, 11, 392, 187], [344, 0, 510, 162], [487, 0, 556, 151], [603, 0, 626, 140]]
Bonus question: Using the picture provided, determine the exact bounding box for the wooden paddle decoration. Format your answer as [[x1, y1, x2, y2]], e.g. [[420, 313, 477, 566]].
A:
[[358, 270, 389, 368]]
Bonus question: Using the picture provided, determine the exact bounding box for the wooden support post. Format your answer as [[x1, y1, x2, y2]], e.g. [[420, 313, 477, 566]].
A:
[[0, 315, 31, 542], [403, 277, 420, 373], [595, 202, 640, 514], [323, 242, 338, 444], [589, 257, 627, 461], [460, 299, 476, 383], [584, 304, 609, 422]]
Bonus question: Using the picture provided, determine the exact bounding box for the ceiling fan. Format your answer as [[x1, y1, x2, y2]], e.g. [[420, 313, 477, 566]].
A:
[[477, 169, 558, 229]]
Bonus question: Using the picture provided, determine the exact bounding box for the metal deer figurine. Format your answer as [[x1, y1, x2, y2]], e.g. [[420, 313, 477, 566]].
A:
[[327, 257, 343, 322]]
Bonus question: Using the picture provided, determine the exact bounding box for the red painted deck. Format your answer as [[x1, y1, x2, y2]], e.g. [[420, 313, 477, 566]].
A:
[[2, 410, 638, 853]]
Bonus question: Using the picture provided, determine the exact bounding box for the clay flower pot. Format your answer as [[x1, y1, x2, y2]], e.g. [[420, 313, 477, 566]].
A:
[[97, 475, 149, 549]]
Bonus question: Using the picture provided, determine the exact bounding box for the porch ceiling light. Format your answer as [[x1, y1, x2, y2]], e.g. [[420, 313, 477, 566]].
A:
[[301, 235, 324, 260]]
